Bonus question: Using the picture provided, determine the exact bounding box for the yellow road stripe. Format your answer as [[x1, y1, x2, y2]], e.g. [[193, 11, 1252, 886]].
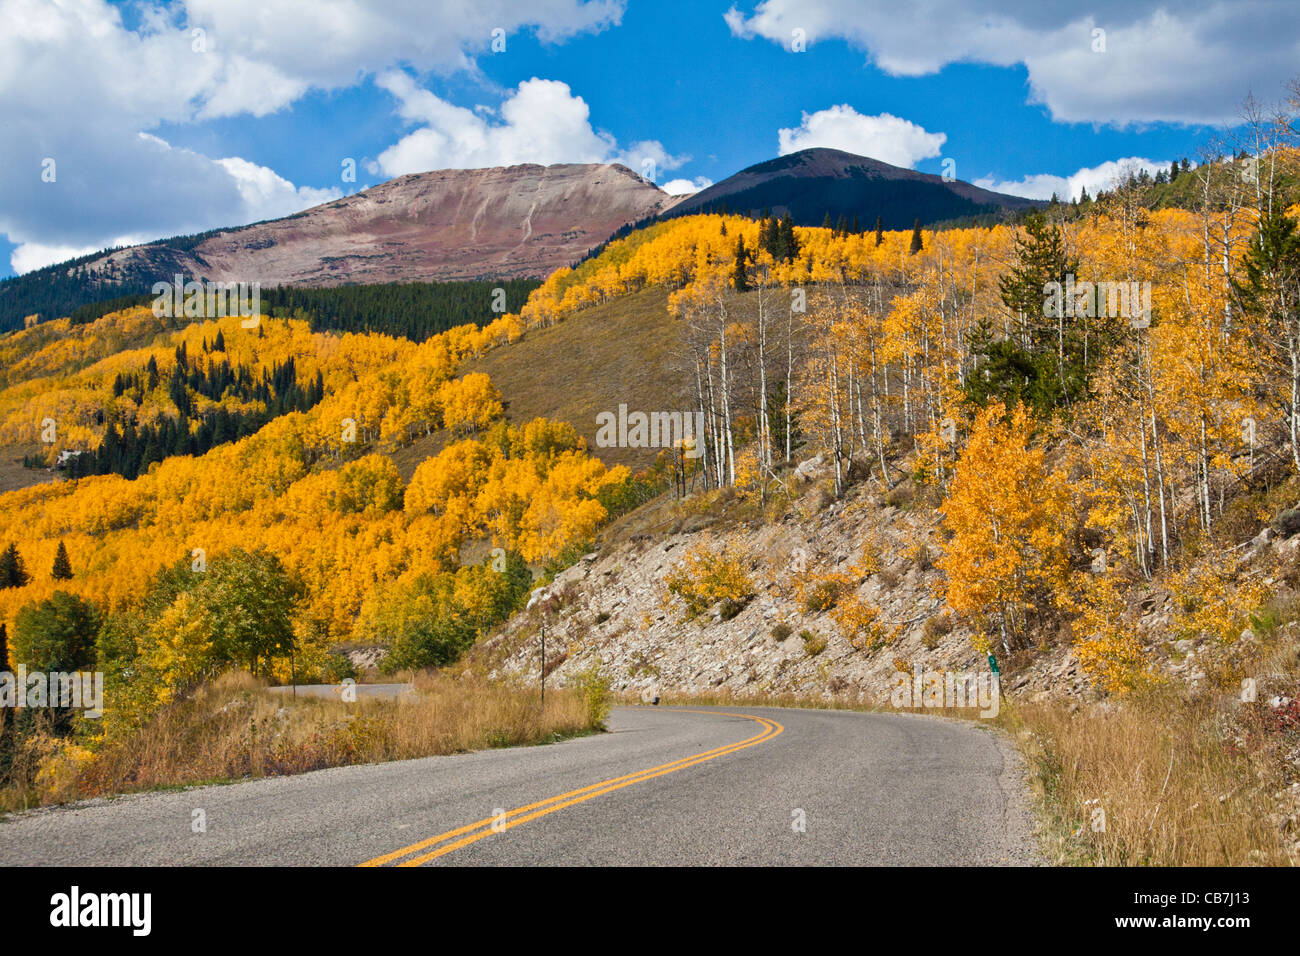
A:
[[359, 709, 776, 868], [359, 709, 783, 867]]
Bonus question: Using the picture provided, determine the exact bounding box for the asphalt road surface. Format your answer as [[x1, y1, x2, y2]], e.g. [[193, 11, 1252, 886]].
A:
[[0, 706, 1041, 866]]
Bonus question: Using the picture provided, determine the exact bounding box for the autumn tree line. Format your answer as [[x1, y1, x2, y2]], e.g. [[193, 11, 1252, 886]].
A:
[[0, 289, 643, 788], [506, 81, 1300, 691]]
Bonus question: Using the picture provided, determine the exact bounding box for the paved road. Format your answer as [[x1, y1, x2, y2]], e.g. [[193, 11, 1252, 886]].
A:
[[0, 706, 1040, 866]]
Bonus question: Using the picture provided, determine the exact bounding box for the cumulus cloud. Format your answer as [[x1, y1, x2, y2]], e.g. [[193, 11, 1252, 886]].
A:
[[726, 1, 1299, 126], [777, 105, 946, 167], [975, 157, 1173, 201], [660, 177, 714, 196], [372, 74, 686, 178], [216, 157, 342, 220], [11, 240, 139, 276], [0, 0, 625, 272]]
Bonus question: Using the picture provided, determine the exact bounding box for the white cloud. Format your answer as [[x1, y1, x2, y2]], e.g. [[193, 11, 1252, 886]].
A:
[[777, 105, 946, 167], [975, 157, 1173, 201], [11, 240, 138, 275], [0, 0, 625, 271], [372, 74, 686, 178], [183, 0, 626, 118], [726, 1, 1300, 126], [217, 157, 341, 220], [661, 177, 714, 196]]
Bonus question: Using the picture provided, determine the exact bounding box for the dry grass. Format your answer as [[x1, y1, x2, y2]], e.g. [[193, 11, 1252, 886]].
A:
[[1005, 618, 1300, 866], [621, 687, 880, 712], [0, 444, 59, 493], [5, 671, 600, 810], [465, 287, 689, 472], [1009, 688, 1294, 866]]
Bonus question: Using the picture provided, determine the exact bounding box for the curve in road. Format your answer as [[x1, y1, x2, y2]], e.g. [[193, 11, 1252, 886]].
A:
[[0, 706, 1040, 866]]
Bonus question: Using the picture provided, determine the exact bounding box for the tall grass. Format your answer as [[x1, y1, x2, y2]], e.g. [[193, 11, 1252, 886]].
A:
[[4, 672, 600, 809], [1012, 687, 1294, 865]]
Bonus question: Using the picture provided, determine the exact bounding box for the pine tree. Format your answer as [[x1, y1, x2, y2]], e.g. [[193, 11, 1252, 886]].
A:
[[0, 543, 28, 589], [777, 214, 798, 263], [909, 219, 924, 255], [985, 213, 1086, 413], [732, 236, 750, 292], [1233, 206, 1300, 469], [51, 541, 73, 581], [874, 216, 883, 247], [0, 621, 8, 673]]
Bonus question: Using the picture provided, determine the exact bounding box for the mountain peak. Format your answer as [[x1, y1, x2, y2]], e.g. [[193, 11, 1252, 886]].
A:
[[666, 147, 1040, 228]]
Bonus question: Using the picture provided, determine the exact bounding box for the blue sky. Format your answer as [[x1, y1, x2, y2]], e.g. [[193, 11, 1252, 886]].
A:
[[1, 0, 1294, 278]]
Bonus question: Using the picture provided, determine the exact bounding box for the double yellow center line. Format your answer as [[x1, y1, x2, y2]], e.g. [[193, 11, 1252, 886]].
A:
[[359, 709, 783, 867]]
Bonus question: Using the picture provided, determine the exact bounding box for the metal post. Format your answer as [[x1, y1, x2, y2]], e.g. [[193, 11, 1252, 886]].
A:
[[540, 622, 546, 707]]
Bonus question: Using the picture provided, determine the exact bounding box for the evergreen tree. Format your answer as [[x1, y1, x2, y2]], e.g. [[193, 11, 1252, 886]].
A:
[[775, 213, 798, 263], [732, 236, 750, 292], [972, 213, 1093, 414], [874, 216, 884, 247], [51, 541, 73, 581], [0, 543, 28, 589], [1234, 205, 1300, 316], [13, 591, 100, 673], [909, 219, 924, 255], [1234, 206, 1300, 468]]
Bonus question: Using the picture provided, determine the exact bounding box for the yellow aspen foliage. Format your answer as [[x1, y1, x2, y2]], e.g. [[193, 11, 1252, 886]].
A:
[[1169, 551, 1270, 645], [438, 372, 503, 434], [331, 454, 405, 515], [1070, 573, 1155, 695], [829, 595, 888, 651], [937, 403, 1071, 652], [404, 438, 492, 520], [663, 535, 755, 620], [143, 592, 215, 704]]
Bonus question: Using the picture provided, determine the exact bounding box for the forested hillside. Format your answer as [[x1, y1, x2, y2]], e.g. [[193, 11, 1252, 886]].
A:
[[3, 140, 1300, 832]]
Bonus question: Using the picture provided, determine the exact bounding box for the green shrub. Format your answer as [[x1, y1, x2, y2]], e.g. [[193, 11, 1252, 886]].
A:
[[801, 630, 827, 656], [574, 667, 612, 729]]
